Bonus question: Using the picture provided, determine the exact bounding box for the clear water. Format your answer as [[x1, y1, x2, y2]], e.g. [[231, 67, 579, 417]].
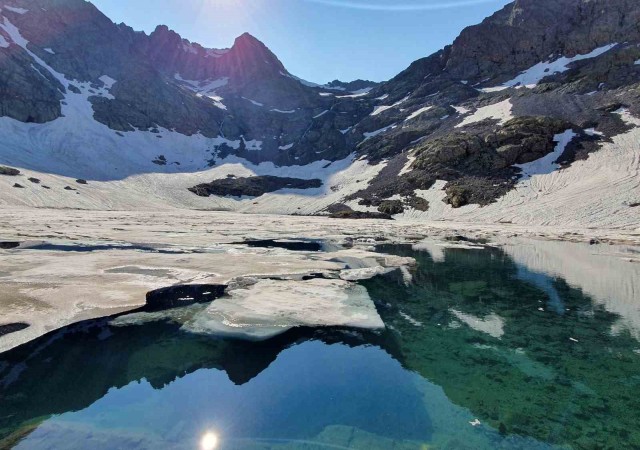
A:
[[1, 241, 639, 449]]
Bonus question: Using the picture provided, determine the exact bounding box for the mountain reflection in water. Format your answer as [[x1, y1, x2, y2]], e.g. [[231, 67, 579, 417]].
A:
[[1, 239, 638, 449]]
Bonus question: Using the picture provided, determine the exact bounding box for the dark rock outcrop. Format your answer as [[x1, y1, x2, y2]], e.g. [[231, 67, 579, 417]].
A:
[[377, 200, 405, 216], [189, 176, 322, 198], [0, 166, 20, 176], [413, 117, 570, 172], [330, 210, 394, 220]]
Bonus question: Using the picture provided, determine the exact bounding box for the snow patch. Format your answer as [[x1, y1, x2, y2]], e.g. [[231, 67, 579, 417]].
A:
[[584, 128, 603, 137], [242, 138, 263, 151], [362, 123, 397, 142], [405, 106, 433, 121], [4, 6, 28, 14], [99, 75, 116, 90], [43, 47, 55, 54], [399, 156, 416, 176], [503, 44, 618, 88], [371, 95, 409, 116], [242, 97, 264, 107], [174, 74, 229, 93], [516, 130, 576, 179], [336, 88, 371, 99], [453, 105, 470, 115], [456, 99, 513, 128]]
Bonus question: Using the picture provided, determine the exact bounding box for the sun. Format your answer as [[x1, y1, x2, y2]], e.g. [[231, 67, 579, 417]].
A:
[[200, 431, 219, 450]]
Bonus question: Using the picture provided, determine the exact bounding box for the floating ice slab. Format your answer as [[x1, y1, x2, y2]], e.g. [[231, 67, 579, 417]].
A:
[[182, 278, 385, 340], [340, 266, 391, 281]]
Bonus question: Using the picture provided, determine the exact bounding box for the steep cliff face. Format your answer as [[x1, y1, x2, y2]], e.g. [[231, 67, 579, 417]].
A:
[[0, 0, 371, 166], [444, 0, 640, 82]]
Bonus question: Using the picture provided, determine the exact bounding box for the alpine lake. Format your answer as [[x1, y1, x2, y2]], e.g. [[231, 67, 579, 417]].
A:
[[1, 238, 639, 450]]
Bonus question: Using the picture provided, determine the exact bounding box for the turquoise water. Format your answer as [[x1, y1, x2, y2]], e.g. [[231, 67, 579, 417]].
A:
[[1, 241, 639, 449]]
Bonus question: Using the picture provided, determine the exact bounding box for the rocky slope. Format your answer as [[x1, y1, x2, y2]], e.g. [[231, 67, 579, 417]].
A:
[[0, 0, 639, 227]]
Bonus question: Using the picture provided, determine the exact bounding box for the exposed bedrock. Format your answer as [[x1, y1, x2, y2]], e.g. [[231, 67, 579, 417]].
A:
[[188, 175, 323, 198]]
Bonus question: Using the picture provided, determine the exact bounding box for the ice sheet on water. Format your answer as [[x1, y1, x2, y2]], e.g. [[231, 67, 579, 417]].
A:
[[182, 278, 385, 340]]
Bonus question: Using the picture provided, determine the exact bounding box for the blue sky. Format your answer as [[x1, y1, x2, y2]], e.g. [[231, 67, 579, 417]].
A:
[[91, 0, 512, 84]]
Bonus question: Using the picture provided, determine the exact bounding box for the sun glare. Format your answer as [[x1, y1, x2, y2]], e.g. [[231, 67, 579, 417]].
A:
[[200, 431, 219, 450]]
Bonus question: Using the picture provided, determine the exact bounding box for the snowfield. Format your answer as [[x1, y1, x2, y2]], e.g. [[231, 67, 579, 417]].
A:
[[1, 109, 639, 229], [397, 110, 640, 229], [0, 208, 638, 353]]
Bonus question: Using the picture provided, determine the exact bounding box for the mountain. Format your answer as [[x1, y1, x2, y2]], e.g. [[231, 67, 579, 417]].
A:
[[0, 0, 639, 228]]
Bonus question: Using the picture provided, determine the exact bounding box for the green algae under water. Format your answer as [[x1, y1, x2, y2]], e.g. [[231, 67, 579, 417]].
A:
[[1, 241, 639, 449]]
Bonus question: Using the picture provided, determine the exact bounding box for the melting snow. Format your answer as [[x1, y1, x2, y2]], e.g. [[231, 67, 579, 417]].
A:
[[43, 47, 55, 54], [336, 88, 372, 99], [405, 106, 433, 121], [174, 75, 229, 109], [279, 143, 294, 151], [175, 75, 229, 92], [516, 130, 576, 178], [4, 6, 28, 14], [0, 16, 31, 50], [242, 97, 264, 107], [584, 128, 604, 137], [181, 279, 384, 340], [362, 123, 397, 142], [503, 44, 618, 88], [99, 75, 116, 90], [271, 109, 296, 114], [371, 95, 409, 116], [242, 138, 263, 151], [456, 99, 513, 128]]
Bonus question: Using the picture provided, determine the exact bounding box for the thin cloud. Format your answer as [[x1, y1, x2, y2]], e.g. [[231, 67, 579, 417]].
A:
[[304, 0, 503, 11]]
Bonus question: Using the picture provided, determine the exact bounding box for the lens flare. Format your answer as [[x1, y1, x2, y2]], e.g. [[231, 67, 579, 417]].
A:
[[200, 431, 219, 450]]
